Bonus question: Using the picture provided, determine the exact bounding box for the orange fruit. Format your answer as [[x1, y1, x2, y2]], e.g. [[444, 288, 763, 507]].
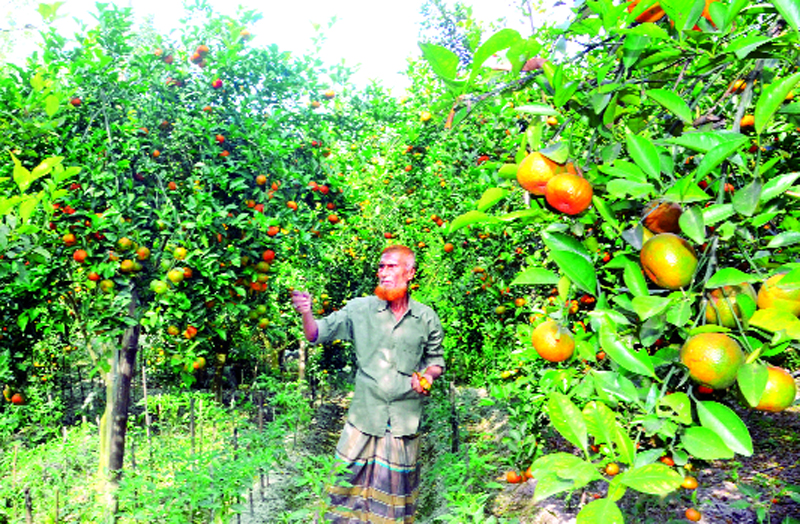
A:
[[642, 200, 682, 234], [754, 366, 797, 412], [705, 283, 757, 328], [256, 175, 267, 186], [682, 476, 699, 490], [443, 242, 454, 253], [516, 152, 566, 195], [605, 463, 620, 476], [685, 508, 701, 522], [627, 0, 666, 23], [740, 114, 755, 128], [546, 116, 558, 126], [640, 233, 698, 290], [757, 273, 800, 315], [701, 0, 720, 23], [545, 173, 593, 215], [730, 79, 746, 93], [287, 201, 298, 211], [531, 320, 575, 362], [506, 470, 523, 483], [680, 333, 745, 389]]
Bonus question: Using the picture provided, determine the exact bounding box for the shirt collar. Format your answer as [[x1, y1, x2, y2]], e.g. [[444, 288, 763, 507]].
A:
[[374, 295, 421, 317]]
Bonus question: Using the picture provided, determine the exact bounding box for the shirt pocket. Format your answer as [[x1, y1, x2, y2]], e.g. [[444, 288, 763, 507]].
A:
[[394, 331, 425, 375]]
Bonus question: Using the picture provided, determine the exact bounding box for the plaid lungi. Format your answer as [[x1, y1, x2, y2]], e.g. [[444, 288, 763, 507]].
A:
[[324, 421, 421, 523]]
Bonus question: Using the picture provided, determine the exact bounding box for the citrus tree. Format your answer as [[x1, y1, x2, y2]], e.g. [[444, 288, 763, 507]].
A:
[[0, 1, 398, 518], [412, 0, 800, 520]]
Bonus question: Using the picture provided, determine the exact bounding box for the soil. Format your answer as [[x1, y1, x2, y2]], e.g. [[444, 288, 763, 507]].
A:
[[236, 387, 800, 523]]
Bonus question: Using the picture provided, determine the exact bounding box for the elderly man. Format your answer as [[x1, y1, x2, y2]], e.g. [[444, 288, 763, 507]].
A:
[[292, 244, 444, 523]]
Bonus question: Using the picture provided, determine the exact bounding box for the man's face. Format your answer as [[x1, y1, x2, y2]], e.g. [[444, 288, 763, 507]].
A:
[[377, 251, 415, 290]]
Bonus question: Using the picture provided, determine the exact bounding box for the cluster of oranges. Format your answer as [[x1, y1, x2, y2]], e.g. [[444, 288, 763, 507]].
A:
[[516, 151, 593, 215]]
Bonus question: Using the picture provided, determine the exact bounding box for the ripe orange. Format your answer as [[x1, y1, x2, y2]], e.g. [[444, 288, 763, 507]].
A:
[[627, 0, 666, 23], [680, 333, 745, 389], [754, 366, 797, 412], [73, 249, 88, 263], [443, 242, 454, 253], [605, 463, 620, 476], [531, 320, 574, 362], [546, 116, 558, 126], [516, 152, 566, 195], [545, 173, 593, 215], [757, 273, 800, 315], [267, 226, 280, 236], [640, 233, 698, 290], [685, 508, 701, 522], [740, 114, 755, 128], [642, 200, 682, 234], [704, 283, 757, 328], [506, 470, 523, 483], [682, 476, 699, 490], [700, 0, 720, 23], [660, 456, 675, 466], [730, 79, 746, 93], [256, 175, 267, 186], [328, 214, 340, 224]]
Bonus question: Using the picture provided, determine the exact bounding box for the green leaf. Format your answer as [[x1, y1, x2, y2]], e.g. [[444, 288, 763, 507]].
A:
[[632, 296, 671, 320], [767, 231, 800, 248], [600, 161, 647, 183], [727, 34, 773, 60], [497, 163, 518, 180], [749, 308, 800, 339], [696, 401, 753, 456], [657, 392, 693, 425], [511, 267, 559, 286], [664, 176, 712, 204], [696, 137, 749, 179], [583, 401, 617, 446], [548, 393, 588, 453], [447, 210, 500, 234], [592, 196, 620, 230], [45, 94, 60, 117], [550, 250, 597, 295], [541, 141, 570, 164], [756, 72, 800, 135], [514, 104, 558, 116], [646, 89, 693, 123], [706, 267, 760, 288], [476, 187, 508, 212], [738, 362, 769, 408], [599, 322, 656, 378], [532, 475, 575, 502], [469, 28, 522, 84], [617, 463, 683, 495], [626, 134, 661, 179], [496, 209, 547, 222], [419, 42, 460, 83], [761, 172, 800, 202], [613, 425, 636, 466], [12, 154, 34, 193], [772, 0, 800, 35], [702, 203, 735, 225], [576, 498, 624, 524], [664, 131, 745, 153], [623, 258, 650, 298], [681, 426, 734, 460], [543, 231, 592, 262], [732, 180, 762, 217], [679, 205, 706, 244]]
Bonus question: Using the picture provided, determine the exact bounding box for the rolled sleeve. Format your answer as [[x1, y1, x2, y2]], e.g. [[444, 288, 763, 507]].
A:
[[419, 311, 445, 373], [315, 306, 354, 345]]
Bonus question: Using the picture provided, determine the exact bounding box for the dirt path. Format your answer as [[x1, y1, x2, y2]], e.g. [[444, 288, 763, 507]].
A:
[[236, 388, 799, 523]]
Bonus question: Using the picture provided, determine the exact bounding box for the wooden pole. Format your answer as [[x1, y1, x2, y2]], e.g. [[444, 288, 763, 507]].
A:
[[24, 487, 32, 524], [142, 363, 152, 461], [190, 396, 196, 456]]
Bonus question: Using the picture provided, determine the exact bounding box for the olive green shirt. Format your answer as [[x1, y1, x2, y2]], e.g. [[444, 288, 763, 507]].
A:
[[314, 295, 445, 437]]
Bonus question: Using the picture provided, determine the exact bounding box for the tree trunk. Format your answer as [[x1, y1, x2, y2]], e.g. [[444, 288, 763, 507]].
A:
[[212, 333, 231, 403], [99, 289, 140, 523]]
